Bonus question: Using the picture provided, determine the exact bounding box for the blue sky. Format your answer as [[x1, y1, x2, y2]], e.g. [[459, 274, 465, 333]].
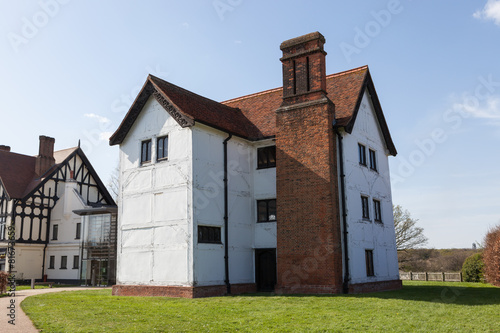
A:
[[1, 0, 499, 248]]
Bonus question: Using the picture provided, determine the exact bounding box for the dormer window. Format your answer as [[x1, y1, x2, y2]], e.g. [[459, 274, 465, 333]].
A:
[[257, 146, 276, 169], [141, 140, 152, 165]]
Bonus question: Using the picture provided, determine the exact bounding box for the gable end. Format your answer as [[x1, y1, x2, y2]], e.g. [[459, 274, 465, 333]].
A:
[[341, 71, 397, 156]]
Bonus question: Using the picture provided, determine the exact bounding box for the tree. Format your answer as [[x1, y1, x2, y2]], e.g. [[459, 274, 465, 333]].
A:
[[483, 223, 500, 286], [393, 205, 428, 250], [462, 253, 484, 282], [107, 165, 119, 202]]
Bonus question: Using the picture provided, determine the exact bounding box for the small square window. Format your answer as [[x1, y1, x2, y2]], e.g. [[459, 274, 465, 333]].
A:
[[373, 199, 382, 223], [358, 144, 366, 166], [141, 140, 152, 164], [157, 136, 168, 161], [369, 149, 377, 171], [257, 199, 277, 222], [73, 255, 79, 269], [361, 196, 370, 219], [60, 256, 67, 269], [257, 146, 276, 169], [48, 256, 55, 269], [365, 250, 374, 277], [198, 226, 222, 244], [52, 224, 58, 240]]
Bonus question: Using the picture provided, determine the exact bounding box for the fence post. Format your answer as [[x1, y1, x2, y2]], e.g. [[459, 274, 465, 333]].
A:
[[442, 272, 445, 282]]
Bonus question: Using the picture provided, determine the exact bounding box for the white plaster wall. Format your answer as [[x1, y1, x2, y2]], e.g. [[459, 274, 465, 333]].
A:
[[118, 97, 193, 286], [253, 140, 277, 250], [14, 245, 44, 280], [192, 125, 256, 286], [342, 89, 399, 284], [45, 181, 86, 281]]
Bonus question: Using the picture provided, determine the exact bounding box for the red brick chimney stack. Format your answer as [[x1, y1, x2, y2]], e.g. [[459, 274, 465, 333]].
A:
[[35, 136, 55, 176], [280, 31, 328, 106], [0, 145, 11, 152], [275, 32, 343, 294]]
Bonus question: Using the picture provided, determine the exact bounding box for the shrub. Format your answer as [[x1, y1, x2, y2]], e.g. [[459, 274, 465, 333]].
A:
[[483, 224, 500, 286], [0, 271, 8, 294], [462, 253, 484, 282]]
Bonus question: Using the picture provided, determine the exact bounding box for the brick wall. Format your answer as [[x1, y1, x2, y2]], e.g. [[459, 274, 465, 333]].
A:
[[275, 32, 343, 295], [112, 283, 256, 298]]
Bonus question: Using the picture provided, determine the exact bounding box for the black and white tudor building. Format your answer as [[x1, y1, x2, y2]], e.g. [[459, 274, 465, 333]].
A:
[[0, 136, 117, 285]]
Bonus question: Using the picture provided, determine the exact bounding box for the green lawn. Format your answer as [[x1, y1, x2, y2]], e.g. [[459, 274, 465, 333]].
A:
[[21, 281, 500, 332]]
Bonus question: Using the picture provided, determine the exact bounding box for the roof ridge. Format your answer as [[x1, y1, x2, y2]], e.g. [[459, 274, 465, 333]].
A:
[[222, 65, 369, 104], [221, 86, 282, 104], [326, 65, 368, 78], [149, 75, 240, 112], [0, 149, 36, 160]]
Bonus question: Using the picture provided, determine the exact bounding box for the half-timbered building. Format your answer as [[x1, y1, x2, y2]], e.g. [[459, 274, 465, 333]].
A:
[[110, 32, 401, 297], [0, 136, 117, 285]]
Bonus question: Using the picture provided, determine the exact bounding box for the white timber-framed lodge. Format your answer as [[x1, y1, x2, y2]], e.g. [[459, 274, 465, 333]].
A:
[[0, 136, 117, 285], [110, 32, 402, 297]]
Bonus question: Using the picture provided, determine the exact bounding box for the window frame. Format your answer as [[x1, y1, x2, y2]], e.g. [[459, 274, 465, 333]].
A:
[[369, 149, 377, 171], [365, 249, 374, 277], [48, 255, 55, 269], [73, 255, 79, 269], [361, 196, 370, 220], [60, 255, 67, 269], [75, 222, 81, 240], [141, 139, 152, 165], [358, 143, 367, 166], [257, 146, 276, 169], [156, 135, 168, 161], [52, 224, 58, 240], [257, 199, 277, 223], [373, 199, 382, 223], [198, 225, 222, 244]]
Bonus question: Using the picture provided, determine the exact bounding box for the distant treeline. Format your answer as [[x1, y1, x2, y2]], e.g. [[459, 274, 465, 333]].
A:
[[398, 248, 480, 272]]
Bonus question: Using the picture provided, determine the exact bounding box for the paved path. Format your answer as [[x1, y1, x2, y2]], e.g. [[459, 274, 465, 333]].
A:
[[0, 287, 106, 332]]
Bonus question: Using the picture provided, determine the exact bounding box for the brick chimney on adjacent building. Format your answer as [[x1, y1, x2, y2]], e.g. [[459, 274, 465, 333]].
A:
[[0, 145, 11, 152], [275, 32, 344, 294], [35, 136, 56, 176]]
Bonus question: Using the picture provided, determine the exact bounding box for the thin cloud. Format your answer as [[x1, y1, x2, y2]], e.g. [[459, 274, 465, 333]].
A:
[[452, 94, 500, 120], [474, 0, 500, 26], [84, 113, 111, 124], [99, 132, 113, 141]]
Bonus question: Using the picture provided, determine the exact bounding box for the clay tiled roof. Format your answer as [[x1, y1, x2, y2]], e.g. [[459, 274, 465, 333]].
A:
[[0, 150, 37, 199], [0, 147, 78, 199], [222, 66, 369, 138], [110, 66, 396, 155]]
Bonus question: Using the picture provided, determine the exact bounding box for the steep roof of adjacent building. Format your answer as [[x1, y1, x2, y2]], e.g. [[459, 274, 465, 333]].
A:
[[0, 147, 77, 199], [109, 66, 396, 155]]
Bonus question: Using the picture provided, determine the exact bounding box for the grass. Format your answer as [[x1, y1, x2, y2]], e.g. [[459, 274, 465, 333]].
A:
[[21, 281, 500, 332]]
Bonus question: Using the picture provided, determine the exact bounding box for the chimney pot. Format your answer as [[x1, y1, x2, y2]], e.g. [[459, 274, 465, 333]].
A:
[[280, 31, 328, 105], [0, 145, 11, 152]]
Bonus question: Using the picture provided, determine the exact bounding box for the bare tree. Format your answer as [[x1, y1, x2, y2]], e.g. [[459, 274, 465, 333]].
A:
[[393, 205, 428, 250], [107, 165, 119, 203]]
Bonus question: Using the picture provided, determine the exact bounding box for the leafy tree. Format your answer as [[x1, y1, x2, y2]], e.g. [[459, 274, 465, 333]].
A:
[[393, 205, 428, 250], [462, 253, 484, 282], [483, 224, 500, 286]]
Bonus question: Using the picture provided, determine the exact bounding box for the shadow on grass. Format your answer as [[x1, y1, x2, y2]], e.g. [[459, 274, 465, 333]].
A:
[[235, 283, 500, 306]]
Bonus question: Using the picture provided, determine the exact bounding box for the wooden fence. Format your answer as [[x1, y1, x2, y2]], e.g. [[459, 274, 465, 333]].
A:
[[399, 271, 462, 282]]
